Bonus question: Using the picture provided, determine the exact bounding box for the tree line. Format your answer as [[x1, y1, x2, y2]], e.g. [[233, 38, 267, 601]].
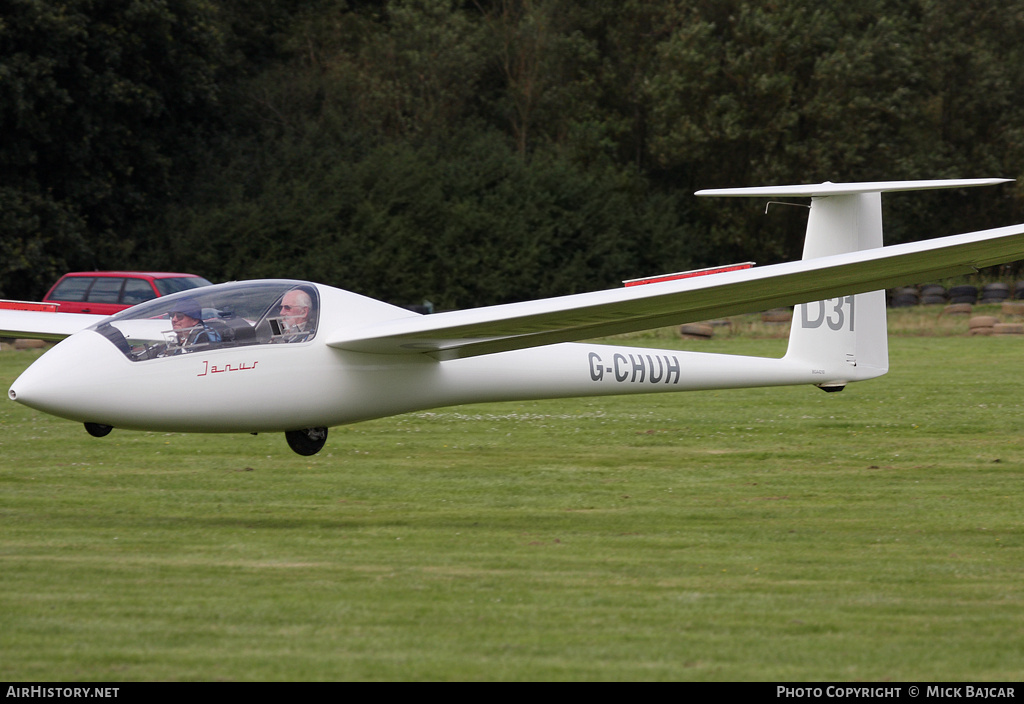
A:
[[4, 0, 1024, 308]]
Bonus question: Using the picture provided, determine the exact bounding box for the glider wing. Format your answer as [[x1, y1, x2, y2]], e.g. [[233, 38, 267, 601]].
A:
[[0, 310, 107, 341], [328, 223, 1024, 360]]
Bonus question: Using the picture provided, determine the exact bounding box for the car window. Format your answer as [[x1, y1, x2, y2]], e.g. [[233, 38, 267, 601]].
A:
[[122, 278, 157, 305], [86, 277, 125, 303], [49, 277, 93, 302], [154, 277, 212, 296]]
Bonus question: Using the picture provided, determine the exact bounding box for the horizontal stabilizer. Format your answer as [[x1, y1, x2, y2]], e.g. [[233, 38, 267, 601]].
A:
[[695, 178, 1010, 199]]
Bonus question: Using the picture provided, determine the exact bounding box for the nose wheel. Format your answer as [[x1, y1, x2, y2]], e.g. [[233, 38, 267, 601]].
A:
[[285, 427, 328, 456], [84, 422, 113, 437]]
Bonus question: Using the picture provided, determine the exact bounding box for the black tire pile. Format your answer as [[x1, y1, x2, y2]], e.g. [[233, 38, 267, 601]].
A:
[[888, 282, 1024, 307]]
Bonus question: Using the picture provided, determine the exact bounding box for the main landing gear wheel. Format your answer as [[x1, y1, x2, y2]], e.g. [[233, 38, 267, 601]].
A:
[[285, 427, 328, 456], [84, 422, 113, 437]]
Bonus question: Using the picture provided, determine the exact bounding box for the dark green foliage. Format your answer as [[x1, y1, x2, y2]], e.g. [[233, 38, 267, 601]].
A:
[[165, 129, 694, 308], [5, 0, 1024, 301], [0, 187, 89, 299], [0, 0, 228, 297]]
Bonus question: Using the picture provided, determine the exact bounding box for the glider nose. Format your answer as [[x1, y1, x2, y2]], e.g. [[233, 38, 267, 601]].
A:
[[8, 331, 126, 421], [6, 369, 57, 410]]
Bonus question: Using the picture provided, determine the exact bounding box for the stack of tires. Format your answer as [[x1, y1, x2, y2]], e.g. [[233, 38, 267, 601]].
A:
[[947, 285, 978, 305], [678, 323, 714, 339], [980, 283, 1011, 304], [968, 315, 1024, 336], [968, 315, 998, 335], [919, 285, 947, 305], [890, 287, 920, 307], [995, 322, 1024, 335], [887, 283, 1024, 307]]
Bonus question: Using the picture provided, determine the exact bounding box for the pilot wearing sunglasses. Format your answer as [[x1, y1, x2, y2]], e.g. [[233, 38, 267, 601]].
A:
[[166, 299, 221, 353]]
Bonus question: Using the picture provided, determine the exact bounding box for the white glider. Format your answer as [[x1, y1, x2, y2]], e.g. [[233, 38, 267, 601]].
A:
[[3, 178, 1023, 455]]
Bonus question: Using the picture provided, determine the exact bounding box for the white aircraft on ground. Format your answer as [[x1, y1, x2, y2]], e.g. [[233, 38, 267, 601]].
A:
[[4, 179, 1024, 455]]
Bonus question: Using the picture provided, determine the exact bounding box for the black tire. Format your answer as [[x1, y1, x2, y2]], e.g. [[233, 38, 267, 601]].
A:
[[285, 427, 328, 456], [980, 283, 1010, 303], [84, 422, 113, 438], [948, 285, 978, 304]]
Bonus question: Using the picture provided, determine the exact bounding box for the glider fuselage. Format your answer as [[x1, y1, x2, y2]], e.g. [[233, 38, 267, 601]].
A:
[[8, 294, 849, 434]]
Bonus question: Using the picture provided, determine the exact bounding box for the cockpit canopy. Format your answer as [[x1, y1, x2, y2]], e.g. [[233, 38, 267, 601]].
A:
[[89, 280, 319, 361]]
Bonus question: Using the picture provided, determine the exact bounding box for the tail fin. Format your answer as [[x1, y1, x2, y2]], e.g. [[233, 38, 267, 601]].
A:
[[697, 179, 1009, 391], [785, 188, 888, 390]]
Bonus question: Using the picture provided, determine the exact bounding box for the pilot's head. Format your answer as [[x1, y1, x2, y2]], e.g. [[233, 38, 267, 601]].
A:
[[280, 290, 311, 331], [169, 299, 202, 333]]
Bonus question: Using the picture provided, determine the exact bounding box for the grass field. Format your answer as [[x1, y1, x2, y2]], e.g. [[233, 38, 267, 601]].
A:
[[1, 325, 1022, 681]]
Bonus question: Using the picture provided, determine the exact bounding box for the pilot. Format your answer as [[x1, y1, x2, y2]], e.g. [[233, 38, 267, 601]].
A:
[[274, 289, 315, 342], [168, 299, 221, 352]]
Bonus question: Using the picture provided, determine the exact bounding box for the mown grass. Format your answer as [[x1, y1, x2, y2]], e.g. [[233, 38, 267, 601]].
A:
[[1, 326, 1022, 681]]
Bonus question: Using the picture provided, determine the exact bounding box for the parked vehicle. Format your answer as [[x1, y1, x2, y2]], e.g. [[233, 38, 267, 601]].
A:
[[43, 272, 212, 315]]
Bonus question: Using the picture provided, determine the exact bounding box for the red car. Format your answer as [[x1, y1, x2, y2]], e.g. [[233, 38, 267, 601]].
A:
[[43, 272, 213, 315]]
